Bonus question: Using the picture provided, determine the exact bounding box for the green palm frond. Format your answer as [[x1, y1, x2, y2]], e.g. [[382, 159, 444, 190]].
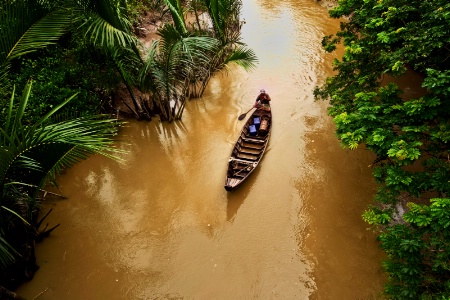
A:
[[0, 0, 72, 94], [140, 44, 179, 105], [181, 36, 219, 65], [158, 24, 218, 71], [1, 206, 29, 226], [77, 0, 137, 49], [109, 46, 142, 86], [157, 25, 190, 96], [0, 233, 17, 268], [163, 0, 188, 36], [21, 117, 123, 185], [0, 81, 124, 191], [148, 24, 219, 98], [3, 85, 16, 138], [81, 11, 137, 48], [158, 23, 185, 55], [223, 46, 258, 71], [203, 0, 241, 43], [18, 116, 121, 186], [0, 0, 72, 65], [0, 205, 29, 268], [138, 41, 159, 90], [203, 0, 224, 40], [92, 0, 131, 31]]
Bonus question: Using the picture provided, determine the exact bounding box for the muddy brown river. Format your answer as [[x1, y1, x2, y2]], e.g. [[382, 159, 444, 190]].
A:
[[17, 0, 387, 299]]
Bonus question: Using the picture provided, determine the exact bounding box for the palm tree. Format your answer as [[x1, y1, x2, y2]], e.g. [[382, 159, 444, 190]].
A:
[[0, 81, 123, 283], [0, 0, 147, 119], [0, 0, 257, 123], [139, 0, 257, 116], [188, 0, 258, 97], [202, 0, 242, 44], [139, 23, 219, 121], [75, 0, 149, 119]]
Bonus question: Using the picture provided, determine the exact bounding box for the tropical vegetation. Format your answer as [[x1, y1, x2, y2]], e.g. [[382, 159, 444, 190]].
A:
[[0, 81, 123, 289], [0, 0, 255, 295], [315, 0, 450, 298]]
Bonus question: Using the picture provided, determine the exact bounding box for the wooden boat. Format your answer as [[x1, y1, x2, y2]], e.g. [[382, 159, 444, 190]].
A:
[[224, 105, 272, 191]]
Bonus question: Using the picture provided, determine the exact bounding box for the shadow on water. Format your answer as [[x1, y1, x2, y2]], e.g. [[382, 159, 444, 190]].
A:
[[226, 166, 262, 222], [118, 118, 189, 144], [154, 119, 188, 139]]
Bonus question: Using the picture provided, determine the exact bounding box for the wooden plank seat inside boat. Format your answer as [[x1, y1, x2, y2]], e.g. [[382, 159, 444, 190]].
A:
[[230, 158, 255, 164], [242, 136, 266, 144], [235, 144, 263, 155], [233, 151, 258, 161], [240, 140, 264, 150]]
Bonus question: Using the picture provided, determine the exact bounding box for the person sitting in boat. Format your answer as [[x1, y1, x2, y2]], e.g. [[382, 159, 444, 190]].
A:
[[254, 89, 271, 111]]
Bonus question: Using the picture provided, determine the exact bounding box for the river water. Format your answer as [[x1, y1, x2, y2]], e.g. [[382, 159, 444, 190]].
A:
[[17, 0, 386, 299]]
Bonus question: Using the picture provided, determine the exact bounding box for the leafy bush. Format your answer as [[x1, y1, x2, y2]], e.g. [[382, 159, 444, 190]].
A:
[[316, 0, 450, 297], [1, 41, 120, 124]]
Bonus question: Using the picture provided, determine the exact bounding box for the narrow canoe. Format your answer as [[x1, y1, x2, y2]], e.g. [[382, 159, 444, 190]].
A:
[[224, 105, 272, 191]]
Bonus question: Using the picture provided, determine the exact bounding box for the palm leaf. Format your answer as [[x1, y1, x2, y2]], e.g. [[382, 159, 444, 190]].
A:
[[77, 0, 137, 49], [0, 0, 72, 64], [109, 46, 142, 87], [11, 81, 32, 137], [138, 41, 160, 92], [34, 93, 78, 127], [163, 0, 188, 35], [89, 0, 131, 32], [1, 206, 29, 226], [223, 46, 258, 71], [0, 205, 30, 268], [3, 85, 16, 138], [81, 12, 136, 48], [0, 233, 17, 268], [203, 0, 229, 42], [0, 82, 124, 192]]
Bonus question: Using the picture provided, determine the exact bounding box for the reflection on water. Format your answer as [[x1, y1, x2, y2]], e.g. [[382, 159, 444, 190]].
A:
[[16, 0, 386, 299]]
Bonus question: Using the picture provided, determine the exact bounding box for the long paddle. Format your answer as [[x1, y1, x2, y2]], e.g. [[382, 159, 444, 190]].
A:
[[238, 107, 254, 121]]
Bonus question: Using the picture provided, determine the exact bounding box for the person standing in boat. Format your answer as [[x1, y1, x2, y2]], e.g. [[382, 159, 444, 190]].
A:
[[254, 89, 271, 111]]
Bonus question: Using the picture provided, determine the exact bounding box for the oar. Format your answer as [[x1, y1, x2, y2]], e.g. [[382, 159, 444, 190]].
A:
[[238, 107, 254, 121]]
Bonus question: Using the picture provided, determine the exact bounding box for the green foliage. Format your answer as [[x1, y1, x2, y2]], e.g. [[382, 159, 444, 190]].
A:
[[203, 0, 242, 44], [138, 0, 257, 120], [0, 81, 123, 269], [362, 206, 392, 226], [163, 0, 188, 35], [77, 0, 138, 50], [379, 199, 450, 299], [0, 0, 72, 65], [0, 0, 145, 119], [316, 0, 450, 206], [139, 23, 220, 120], [1, 44, 119, 125], [0, 0, 73, 95], [316, 0, 450, 297]]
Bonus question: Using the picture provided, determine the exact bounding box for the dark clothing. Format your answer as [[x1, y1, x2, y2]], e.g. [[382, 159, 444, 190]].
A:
[[256, 93, 271, 105], [254, 92, 271, 111]]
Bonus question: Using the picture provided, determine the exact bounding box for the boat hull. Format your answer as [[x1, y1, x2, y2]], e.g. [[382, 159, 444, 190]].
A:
[[224, 107, 271, 191]]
